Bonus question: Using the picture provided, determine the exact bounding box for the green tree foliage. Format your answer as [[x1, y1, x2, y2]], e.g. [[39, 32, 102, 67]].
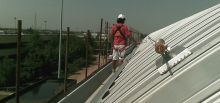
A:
[[0, 57, 15, 87], [0, 31, 96, 87], [67, 34, 95, 73], [22, 31, 46, 79], [87, 30, 96, 48], [22, 31, 95, 80]]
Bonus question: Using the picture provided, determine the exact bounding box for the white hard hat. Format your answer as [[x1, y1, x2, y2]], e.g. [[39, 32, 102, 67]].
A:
[[117, 14, 126, 19]]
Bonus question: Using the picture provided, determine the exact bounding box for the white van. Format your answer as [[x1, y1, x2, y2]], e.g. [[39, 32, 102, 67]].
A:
[[0, 30, 5, 34]]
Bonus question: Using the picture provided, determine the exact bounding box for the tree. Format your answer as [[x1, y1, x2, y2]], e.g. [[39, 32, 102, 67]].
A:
[[87, 30, 96, 48], [22, 31, 45, 78], [0, 57, 16, 87]]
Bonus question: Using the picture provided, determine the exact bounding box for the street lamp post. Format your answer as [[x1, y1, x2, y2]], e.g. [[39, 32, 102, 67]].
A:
[[58, 0, 64, 79]]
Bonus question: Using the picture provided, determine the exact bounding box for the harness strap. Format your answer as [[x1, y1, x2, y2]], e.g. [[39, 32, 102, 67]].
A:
[[113, 25, 126, 40], [113, 46, 126, 52], [111, 25, 127, 53]]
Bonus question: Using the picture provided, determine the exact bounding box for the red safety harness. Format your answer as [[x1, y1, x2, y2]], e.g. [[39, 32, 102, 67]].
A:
[[112, 25, 126, 52]]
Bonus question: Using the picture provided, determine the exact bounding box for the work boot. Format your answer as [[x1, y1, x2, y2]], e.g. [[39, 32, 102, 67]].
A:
[[112, 68, 116, 73], [119, 59, 124, 64]]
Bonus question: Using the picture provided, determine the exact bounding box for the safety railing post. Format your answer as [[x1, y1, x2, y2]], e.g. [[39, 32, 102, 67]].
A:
[[98, 18, 103, 69], [16, 20, 22, 103], [105, 22, 109, 63], [85, 30, 89, 79], [64, 27, 70, 93]]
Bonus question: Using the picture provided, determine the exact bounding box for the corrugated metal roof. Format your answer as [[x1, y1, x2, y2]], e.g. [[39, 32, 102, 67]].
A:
[[59, 4, 220, 103], [99, 4, 220, 103]]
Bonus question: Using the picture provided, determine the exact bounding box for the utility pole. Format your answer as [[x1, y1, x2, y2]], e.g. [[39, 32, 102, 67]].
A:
[[58, 0, 64, 79], [98, 18, 103, 69], [16, 20, 22, 103], [64, 27, 69, 93]]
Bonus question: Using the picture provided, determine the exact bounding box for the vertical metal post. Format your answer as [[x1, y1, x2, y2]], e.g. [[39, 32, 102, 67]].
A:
[[129, 30, 132, 45], [98, 18, 103, 69], [103, 22, 106, 64], [102, 21, 105, 65], [85, 30, 88, 79], [58, 0, 64, 79], [64, 27, 69, 93], [108, 23, 112, 55], [105, 22, 109, 63], [138, 33, 140, 42], [16, 20, 22, 103]]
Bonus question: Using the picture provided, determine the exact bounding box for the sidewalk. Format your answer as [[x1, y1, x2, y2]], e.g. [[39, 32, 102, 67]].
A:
[[68, 55, 109, 83], [0, 91, 13, 100]]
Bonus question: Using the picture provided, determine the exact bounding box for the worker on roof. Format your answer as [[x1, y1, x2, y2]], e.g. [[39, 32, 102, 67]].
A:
[[110, 14, 137, 72]]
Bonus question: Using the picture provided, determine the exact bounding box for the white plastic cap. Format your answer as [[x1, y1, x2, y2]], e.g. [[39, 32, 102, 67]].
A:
[[117, 14, 126, 19]]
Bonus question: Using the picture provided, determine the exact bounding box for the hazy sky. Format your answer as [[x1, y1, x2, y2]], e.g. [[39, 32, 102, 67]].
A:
[[0, 0, 219, 33]]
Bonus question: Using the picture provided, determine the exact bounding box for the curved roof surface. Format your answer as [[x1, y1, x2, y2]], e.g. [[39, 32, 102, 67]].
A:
[[58, 4, 220, 103], [100, 4, 220, 103]]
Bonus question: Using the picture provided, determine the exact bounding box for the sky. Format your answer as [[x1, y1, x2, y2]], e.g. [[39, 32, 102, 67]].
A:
[[0, 0, 220, 34]]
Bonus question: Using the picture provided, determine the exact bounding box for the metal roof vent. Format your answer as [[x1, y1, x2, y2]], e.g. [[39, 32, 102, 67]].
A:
[[152, 38, 192, 75], [156, 46, 192, 75]]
